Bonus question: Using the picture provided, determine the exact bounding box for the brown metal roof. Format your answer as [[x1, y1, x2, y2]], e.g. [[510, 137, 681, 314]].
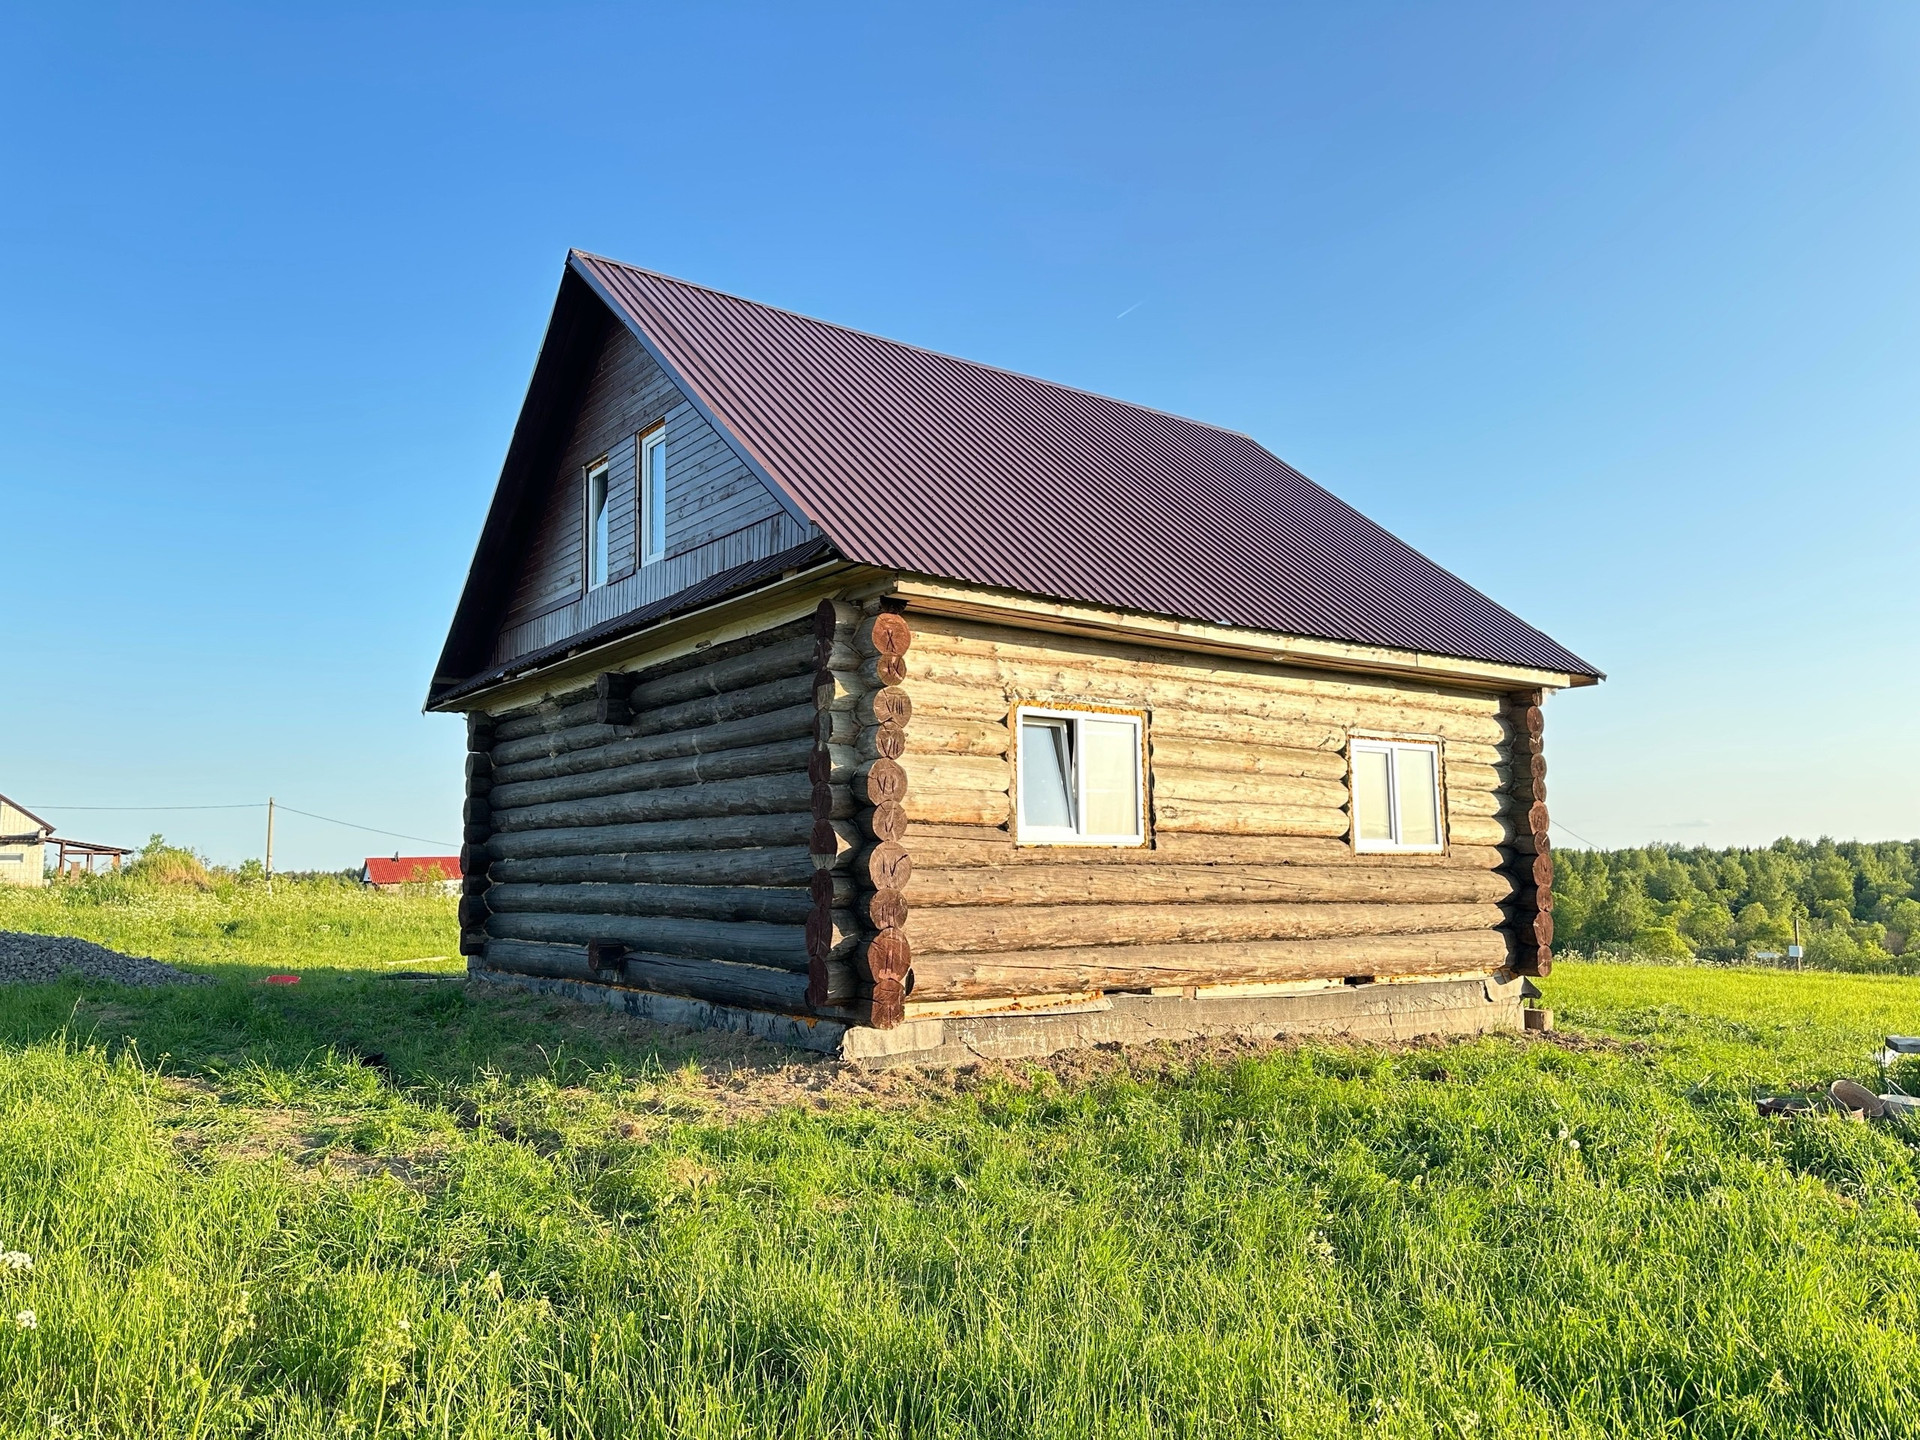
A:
[[571, 252, 1599, 680]]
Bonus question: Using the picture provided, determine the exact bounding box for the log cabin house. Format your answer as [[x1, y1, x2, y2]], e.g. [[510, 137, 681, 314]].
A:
[[428, 252, 1600, 1060]]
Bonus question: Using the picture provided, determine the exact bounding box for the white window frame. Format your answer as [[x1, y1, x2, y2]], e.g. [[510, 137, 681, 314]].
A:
[[1349, 736, 1446, 854], [1013, 704, 1147, 847], [585, 458, 611, 590], [639, 427, 667, 567]]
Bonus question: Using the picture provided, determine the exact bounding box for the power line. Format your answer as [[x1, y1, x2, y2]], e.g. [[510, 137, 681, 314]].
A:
[[26, 801, 456, 850], [1551, 819, 1602, 849]]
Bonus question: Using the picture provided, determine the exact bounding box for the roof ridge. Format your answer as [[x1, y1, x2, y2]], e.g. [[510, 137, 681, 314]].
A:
[[570, 249, 1263, 445]]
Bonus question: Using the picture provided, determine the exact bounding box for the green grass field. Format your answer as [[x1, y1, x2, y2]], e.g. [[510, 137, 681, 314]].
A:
[[3, 878, 1920, 1438]]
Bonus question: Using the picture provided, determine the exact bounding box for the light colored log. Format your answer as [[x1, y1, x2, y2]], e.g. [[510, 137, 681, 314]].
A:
[[1147, 709, 1348, 753], [1147, 736, 1348, 781], [907, 901, 1503, 955], [492, 773, 813, 833], [905, 789, 1013, 826], [907, 753, 1014, 792], [910, 623, 1506, 717], [854, 758, 909, 806], [1446, 789, 1503, 819], [1450, 815, 1512, 847], [486, 881, 813, 925], [858, 654, 909, 689], [490, 737, 812, 810], [858, 613, 912, 656], [863, 888, 909, 930], [906, 929, 1509, 1000], [884, 716, 1006, 759], [1150, 798, 1349, 838], [906, 863, 1514, 908], [856, 722, 908, 761], [903, 680, 1007, 721], [492, 704, 815, 786], [487, 813, 813, 860], [1443, 761, 1502, 795], [855, 687, 913, 728], [1149, 767, 1349, 810], [486, 911, 808, 970], [490, 848, 816, 888]]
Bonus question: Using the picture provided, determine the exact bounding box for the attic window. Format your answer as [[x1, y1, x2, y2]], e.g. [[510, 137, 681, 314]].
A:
[[585, 458, 611, 589], [1015, 706, 1145, 845], [640, 427, 666, 566], [1350, 738, 1444, 853]]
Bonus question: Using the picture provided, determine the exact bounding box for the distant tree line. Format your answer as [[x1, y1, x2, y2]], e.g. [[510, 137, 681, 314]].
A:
[[1555, 839, 1920, 972]]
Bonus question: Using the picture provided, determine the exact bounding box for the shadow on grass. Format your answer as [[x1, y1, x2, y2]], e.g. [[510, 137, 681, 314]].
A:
[[0, 958, 820, 1091]]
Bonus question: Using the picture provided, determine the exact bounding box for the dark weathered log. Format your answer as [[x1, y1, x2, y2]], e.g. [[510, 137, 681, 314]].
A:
[[486, 911, 808, 970], [460, 872, 490, 898], [862, 841, 912, 891], [463, 797, 491, 826], [494, 682, 814, 771], [811, 783, 856, 822], [1506, 799, 1550, 837], [595, 671, 634, 726], [493, 694, 597, 744], [478, 937, 592, 980], [486, 881, 814, 925], [460, 843, 491, 878], [1504, 850, 1553, 891], [863, 889, 909, 931], [1501, 907, 1554, 947], [809, 871, 857, 910], [483, 938, 851, 1010], [815, 597, 860, 639], [463, 820, 490, 845], [816, 638, 860, 672], [856, 688, 912, 728], [491, 847, 815, 888], [856, 758, 909, 806], [1509, 939, 1553, 978], [809, 819, 862, 868], [488, 812, 813, 860], [631, 633, 816, 711], [803, 908, 861, 962], [493, 772, 814, 833], [457, 895, 489, 928], [859, 612, 912, 657], [466, 712, 496, 753], [908, 929, 1509, 1000], [815, 709, 857, 748], [814, 669, 859, 713], [808, 745, 859, 786], [465, 752, 493, 783], [490, 736, 813, 811], [493, 704, 816, 786], [459, 929, 488, 956]]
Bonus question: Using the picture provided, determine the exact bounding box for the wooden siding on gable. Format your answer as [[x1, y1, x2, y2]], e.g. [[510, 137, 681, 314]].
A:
[[498, 319, 814, 661]]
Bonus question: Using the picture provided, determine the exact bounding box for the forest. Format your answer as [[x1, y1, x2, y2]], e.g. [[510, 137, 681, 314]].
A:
[[1554, 838, 1920, 971]]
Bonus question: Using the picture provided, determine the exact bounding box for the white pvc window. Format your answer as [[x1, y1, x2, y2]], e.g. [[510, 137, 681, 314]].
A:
[[1015, 706, 1145, 845], [1351, 738, 1444, 853], [585, 459, 611, 589], [640, 428, 667, 566]]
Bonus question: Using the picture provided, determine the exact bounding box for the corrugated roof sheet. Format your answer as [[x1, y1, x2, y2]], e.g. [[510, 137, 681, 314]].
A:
[[572, 252, 1599, 680]]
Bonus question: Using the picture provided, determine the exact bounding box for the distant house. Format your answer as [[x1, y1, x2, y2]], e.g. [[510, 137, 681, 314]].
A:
[[427, 251, 1601, 1060], [0, 795, 52, 887], [362, 855, 463, 892]]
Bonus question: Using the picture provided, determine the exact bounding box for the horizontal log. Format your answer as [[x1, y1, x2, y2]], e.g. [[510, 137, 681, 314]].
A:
[[1149, 767, 1349, 811], [815, 709, 858, 748], [492, 693, 597, 744], [809, 819, 863, 867], [811, 783, 855, 822], [464, 820, 490, 845], [1504, 851, 1553, 890], [902, 753, 1012, 793], [858, 654, 909, 688], [816, 638, 860, 672], [1504, 705, 1545, 742], [907, 901, 1503, 955], [481, 938, 847, 1007], [815, 597, 861, 637], [463, 797, 490, 825], [808, 745, 859, 786], [494, 772, 814, 833], [910, 625, 1507, 719], [855, 758, 909, 806], [897, 827, 1496, 870], [490, 847, 816, 888], [905, 789, 1013, 826], [486, 911, 808, 971], [862, 888, 909, 930], [1509, 941, 1553, 978], [857, 722, 908, 760], [491, 675, 814, 767], [907, 863, 1514, 908], [814, 669, 860, 712], [460, 843, 491, 877], [487, 812, 813, 861], [906, 929, 1510, 1000], [862, 841, 913, 891], [1446, 789, 1502, 820], [809, 871, 857, 910], [465, 753, 493, 782], [863, 803, 909, 843], [1150, 799, 1349, 838], [869, 716, 1004, 760], [493, 704, 816, 785], [804, 908, 862, 962], [459, 928, 488, 956], [626, 633, 815, 711], [1147, 736, 1348, 781], [1145, 709, 1348, 753], [491, 736, 813, 810], [1503, 799, 1550, 835], [859, 612, 912, 657], [1503, 908, 1554, 946], [467, 713, 495, 752], [595, 672, 633, 726], [865, 929, 912, 983], [457, 895, 489, 928], [486, 881, 814, 925], [1449, 815, 1512, 848]]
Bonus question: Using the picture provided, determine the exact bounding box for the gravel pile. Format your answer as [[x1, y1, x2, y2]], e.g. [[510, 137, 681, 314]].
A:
[[0, 931, 213, 987]]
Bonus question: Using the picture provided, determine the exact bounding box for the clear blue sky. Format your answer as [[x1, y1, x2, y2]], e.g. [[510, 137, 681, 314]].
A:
[[3, 3, 1915, 869]]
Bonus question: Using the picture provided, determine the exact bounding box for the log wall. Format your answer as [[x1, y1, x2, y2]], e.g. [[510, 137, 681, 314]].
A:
[[470, 616, 857, 1011], [878, 611, 1536, 1013]]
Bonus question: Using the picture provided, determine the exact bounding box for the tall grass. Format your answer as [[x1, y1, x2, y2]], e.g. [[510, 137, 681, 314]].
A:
[[1, 881, 1919, 1436]]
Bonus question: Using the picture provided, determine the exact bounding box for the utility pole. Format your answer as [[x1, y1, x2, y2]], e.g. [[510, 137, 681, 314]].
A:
[[265, 797, 275, 891]]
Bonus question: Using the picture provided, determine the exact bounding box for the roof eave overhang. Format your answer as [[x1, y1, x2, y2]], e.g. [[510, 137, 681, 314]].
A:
[[888, 576, 1602, 694], [428, 556, 880, 714]]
